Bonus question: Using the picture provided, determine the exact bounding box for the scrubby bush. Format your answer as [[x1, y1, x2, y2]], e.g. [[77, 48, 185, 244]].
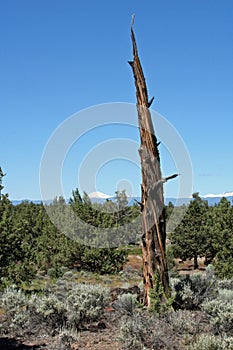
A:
[[119, 314, 150, 350], [65, 283, 110, 325], [0, 285, 30, 335], [187, 334, 233, 350], [119, 312, 181, 350], [217, 287, 233, 301], [172, 273, 216, 310], [165, 309, 198, 336], [0, 282, 109, 340], [217, 278, 233, 290], [113, 293, 136, 315], [201, 295, 233, 336], [28, 293, 68, 334], [58, 327, 80, 349]]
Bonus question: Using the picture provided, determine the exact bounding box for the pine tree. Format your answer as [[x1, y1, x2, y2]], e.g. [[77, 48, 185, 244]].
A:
[[0, 167, 6, 199], [211, 198, 233, 278], [170, 193, 208, 269]]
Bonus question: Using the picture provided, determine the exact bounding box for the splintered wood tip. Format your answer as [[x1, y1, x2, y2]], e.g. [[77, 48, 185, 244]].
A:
[[131, 14, 135, 29]]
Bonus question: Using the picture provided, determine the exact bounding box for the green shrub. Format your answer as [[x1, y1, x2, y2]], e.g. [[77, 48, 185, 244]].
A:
[[149, 272, 173, 315], [214, 253, 233, 280], [166, 245, 179, 277], [81, 247, 127, 274], [0, 198, 129, 287]]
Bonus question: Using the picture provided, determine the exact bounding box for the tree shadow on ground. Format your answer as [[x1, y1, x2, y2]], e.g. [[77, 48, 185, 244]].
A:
[[0, 337, 42, 350]]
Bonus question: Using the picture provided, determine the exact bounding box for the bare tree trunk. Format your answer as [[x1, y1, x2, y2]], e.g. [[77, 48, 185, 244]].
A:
[[129, 21, 170, 306], [193, 254, 199, 270]]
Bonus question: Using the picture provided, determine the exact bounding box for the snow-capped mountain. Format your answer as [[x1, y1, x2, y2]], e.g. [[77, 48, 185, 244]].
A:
[[202, 191, 233, 198], [88, 191, 112, 199], [11, 191, 233, 207], [87, 192, 233, 206]]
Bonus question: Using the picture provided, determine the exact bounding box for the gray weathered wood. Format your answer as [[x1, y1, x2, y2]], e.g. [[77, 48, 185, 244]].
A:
[[129, 22, 170, 306]]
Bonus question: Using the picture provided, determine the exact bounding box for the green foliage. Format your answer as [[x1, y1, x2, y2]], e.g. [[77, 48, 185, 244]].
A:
[[69, 188, 82, 205], [211, 198, 233, 279], [81, 247, 127, 274], [169, 193, 209, 269], [0, 166, 6, 198], [166, 203, 188, 234], [69, 188, 141, 246], [0, 189, 131, 287], [169, 194, 233, 279], [214, 255, 233, 279], [149, 272, 173, 315], [165, 201, 175, 220], [208, 198, 233, 279], [166, 245, 178, 275]]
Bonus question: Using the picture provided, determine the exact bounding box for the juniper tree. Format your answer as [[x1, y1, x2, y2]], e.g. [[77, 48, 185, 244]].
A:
[[0, 166, 6, 199], [170, 193, 208, 269]]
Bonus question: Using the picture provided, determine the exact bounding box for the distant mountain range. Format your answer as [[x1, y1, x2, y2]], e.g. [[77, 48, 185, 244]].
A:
[[11, 191, 233, 207], [89, 191, 233, 206], [89, 195, 233, 206], [165, 195, 233, 206]]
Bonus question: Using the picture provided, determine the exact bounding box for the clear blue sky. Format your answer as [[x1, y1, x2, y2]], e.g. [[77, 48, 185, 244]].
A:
[[1, 0, 233, 200]]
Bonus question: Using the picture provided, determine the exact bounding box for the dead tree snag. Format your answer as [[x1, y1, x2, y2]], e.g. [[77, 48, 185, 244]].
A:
[[129, 19, 174, 306]]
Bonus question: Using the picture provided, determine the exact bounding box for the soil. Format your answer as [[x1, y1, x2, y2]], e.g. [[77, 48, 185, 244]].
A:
[[175, 257, 206, 275], [72, 320, 122, 350]]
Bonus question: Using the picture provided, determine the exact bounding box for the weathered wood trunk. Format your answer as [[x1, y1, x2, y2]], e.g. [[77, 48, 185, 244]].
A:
[[129, 23, 170, 306]]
